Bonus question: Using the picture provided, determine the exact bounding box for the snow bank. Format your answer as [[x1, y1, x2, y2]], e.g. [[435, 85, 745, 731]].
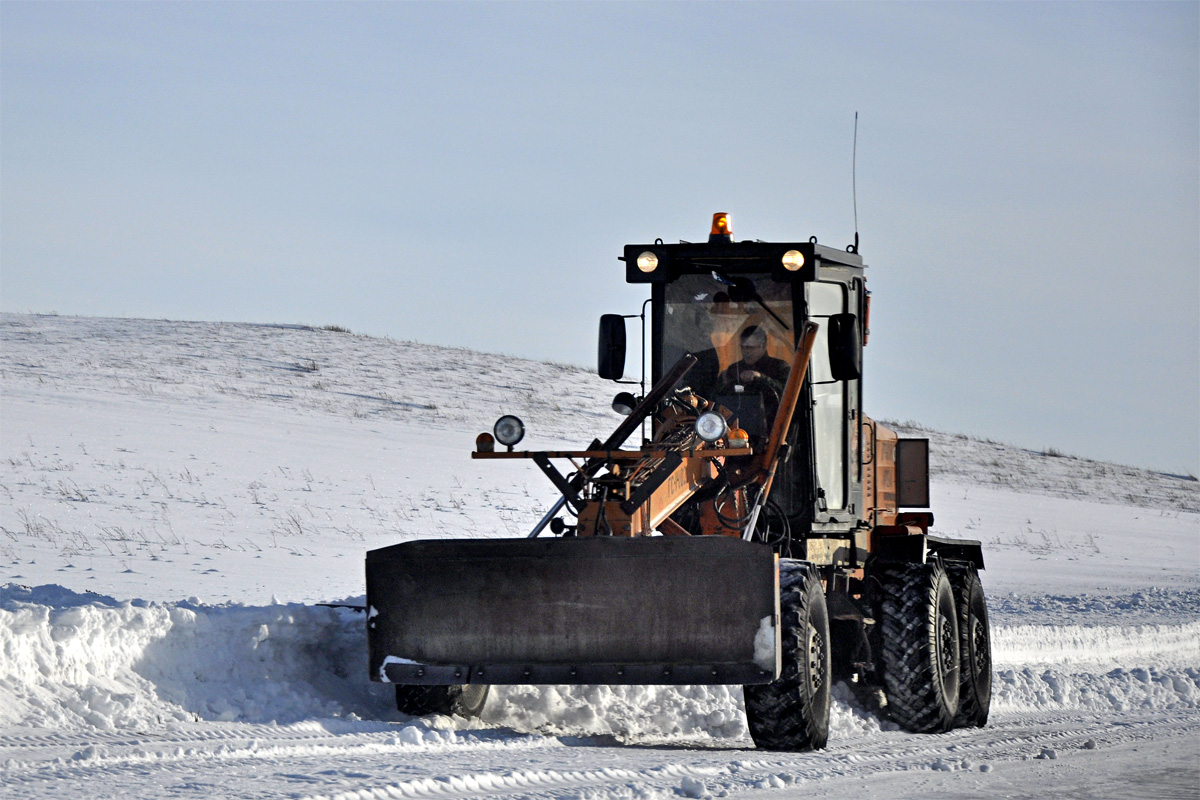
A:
[[991, 664, 1200, 715], [989, 620, 1200, 714], [993, 621, 1200, 669], [487, 684, 751, 740], [3, 583, 1195, 740], [0, 584, 391, 730], [0, 583, 856, 742], [486, 680, 892, 742]]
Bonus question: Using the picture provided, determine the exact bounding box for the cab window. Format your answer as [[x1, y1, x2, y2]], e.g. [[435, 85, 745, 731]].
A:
[[808, 282, 847, 510]]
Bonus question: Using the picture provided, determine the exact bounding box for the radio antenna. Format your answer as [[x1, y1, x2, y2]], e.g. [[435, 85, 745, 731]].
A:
[[851, 111, 859, 253]]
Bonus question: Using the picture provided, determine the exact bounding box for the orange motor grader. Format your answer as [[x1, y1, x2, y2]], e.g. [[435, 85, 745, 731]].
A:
[[366, 214, 991, 750]]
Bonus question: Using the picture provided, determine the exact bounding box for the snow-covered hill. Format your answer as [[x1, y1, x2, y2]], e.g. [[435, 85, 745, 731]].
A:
[[888, 420, 1198, 514], [1, 313, 1197, 800]]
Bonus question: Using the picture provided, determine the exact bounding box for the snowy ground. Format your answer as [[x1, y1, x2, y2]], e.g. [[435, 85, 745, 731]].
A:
[[1, 313, 1197, 799]]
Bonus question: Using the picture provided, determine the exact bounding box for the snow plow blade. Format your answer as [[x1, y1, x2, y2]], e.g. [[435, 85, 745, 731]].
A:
[[366, 536, 780, 686]]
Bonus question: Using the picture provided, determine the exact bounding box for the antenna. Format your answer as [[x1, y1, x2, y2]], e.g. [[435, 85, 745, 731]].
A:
[[851, 111, 860, 254]]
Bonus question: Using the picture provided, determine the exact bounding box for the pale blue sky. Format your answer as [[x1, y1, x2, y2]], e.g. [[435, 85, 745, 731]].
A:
[[2, 2, 1197, 475]]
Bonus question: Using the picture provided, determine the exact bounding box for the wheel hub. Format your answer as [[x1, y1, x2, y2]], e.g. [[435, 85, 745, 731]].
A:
[[938, 615, 957, 678], [971, 618, 990, 674], [806, 621, 826, 693]]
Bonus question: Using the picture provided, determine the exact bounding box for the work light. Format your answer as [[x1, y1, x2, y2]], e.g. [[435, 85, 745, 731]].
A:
[[694, 411, 728, 443], [493, 415, 525, 448], [611, 391, 638, 416], [782, 250, 805, 271]]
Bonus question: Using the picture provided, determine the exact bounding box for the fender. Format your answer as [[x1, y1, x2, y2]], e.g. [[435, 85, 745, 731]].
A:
[[868, 532, 985, 570]]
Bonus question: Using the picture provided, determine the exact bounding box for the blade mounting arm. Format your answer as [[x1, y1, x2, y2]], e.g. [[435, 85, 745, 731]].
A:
[[742, 321, 820, 540]]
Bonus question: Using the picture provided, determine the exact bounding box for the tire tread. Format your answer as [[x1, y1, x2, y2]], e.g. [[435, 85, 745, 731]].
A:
[[876, 561, 958, 733], [948, 564, 991, 728], [744, 560, 830, 751]]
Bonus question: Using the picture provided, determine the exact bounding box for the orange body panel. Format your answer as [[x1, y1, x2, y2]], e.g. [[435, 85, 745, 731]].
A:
[[862, 416, 899, 528], [576, 453, 718, 537], [575, 500, 641, 538]]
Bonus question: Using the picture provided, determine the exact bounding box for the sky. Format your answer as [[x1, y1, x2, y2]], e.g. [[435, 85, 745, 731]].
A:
[[1, 2, 1197, 476]]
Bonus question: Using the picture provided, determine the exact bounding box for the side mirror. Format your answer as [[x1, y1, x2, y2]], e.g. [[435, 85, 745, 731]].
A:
[[828, 313, 861, 381], [598, 314, 627, 380]]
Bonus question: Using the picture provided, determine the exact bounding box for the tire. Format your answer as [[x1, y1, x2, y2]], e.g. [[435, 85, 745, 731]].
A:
[[948, 565, 991, 728], [394, 684, 490, 718], [875, 560, 960, 733], [744, 560, 831, 750]]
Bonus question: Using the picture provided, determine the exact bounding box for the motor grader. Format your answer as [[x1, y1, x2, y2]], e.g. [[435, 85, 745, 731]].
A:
[[366, 214, 992, 750]]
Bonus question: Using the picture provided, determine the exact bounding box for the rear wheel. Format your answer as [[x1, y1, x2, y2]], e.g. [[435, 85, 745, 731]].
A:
[[875, 560, 960, 733], [744, 560, 831, 750], [395, 684, 490, 718], [948, 565, 991, 728]]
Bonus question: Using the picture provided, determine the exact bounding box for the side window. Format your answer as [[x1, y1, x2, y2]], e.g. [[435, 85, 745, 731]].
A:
[[807, 282, 847, 510]]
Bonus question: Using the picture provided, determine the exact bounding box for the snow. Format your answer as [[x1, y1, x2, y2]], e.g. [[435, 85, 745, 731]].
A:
[[1, 313, 1197, 799], [752, 616, 777, 673]]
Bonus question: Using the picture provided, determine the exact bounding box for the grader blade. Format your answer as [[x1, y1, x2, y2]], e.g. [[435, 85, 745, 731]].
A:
[[367, 536, 780, 686]]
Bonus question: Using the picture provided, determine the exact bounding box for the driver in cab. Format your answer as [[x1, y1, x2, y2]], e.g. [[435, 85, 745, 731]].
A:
[[719, 325, 790, 394]]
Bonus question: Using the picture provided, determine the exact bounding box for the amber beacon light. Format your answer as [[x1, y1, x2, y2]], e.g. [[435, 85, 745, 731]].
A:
[[710, 212, 732, 237]]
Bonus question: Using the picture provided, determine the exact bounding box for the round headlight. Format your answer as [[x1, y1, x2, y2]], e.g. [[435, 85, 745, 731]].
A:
[[781, 250, 805, 272], [493, 415, 525, 447], [694, 411, 728, 443], [636, 251, 659, 273]]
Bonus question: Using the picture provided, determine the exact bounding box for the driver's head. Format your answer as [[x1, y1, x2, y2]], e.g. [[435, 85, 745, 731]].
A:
[[739, 325, 768, 366]]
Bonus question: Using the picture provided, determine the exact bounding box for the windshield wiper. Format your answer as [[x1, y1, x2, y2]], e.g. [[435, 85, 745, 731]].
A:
[[711, 271, 791, 331]]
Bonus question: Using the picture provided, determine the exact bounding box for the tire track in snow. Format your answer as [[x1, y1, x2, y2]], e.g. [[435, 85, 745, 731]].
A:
[[2, 708, 1196, 799], [297, 762, 719, 800], [0, 724, 561, 789]]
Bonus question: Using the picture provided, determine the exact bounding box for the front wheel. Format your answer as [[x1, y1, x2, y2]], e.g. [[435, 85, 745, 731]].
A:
[[395, 684, 490, 718], [744, 560, 831, 750]]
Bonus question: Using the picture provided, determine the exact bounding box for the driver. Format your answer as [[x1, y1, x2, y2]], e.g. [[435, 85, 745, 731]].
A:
[[719, 325, 790, 393]]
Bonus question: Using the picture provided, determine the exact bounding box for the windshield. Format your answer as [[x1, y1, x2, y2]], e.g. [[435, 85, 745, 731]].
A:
[[662, 273, 796, 406]]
